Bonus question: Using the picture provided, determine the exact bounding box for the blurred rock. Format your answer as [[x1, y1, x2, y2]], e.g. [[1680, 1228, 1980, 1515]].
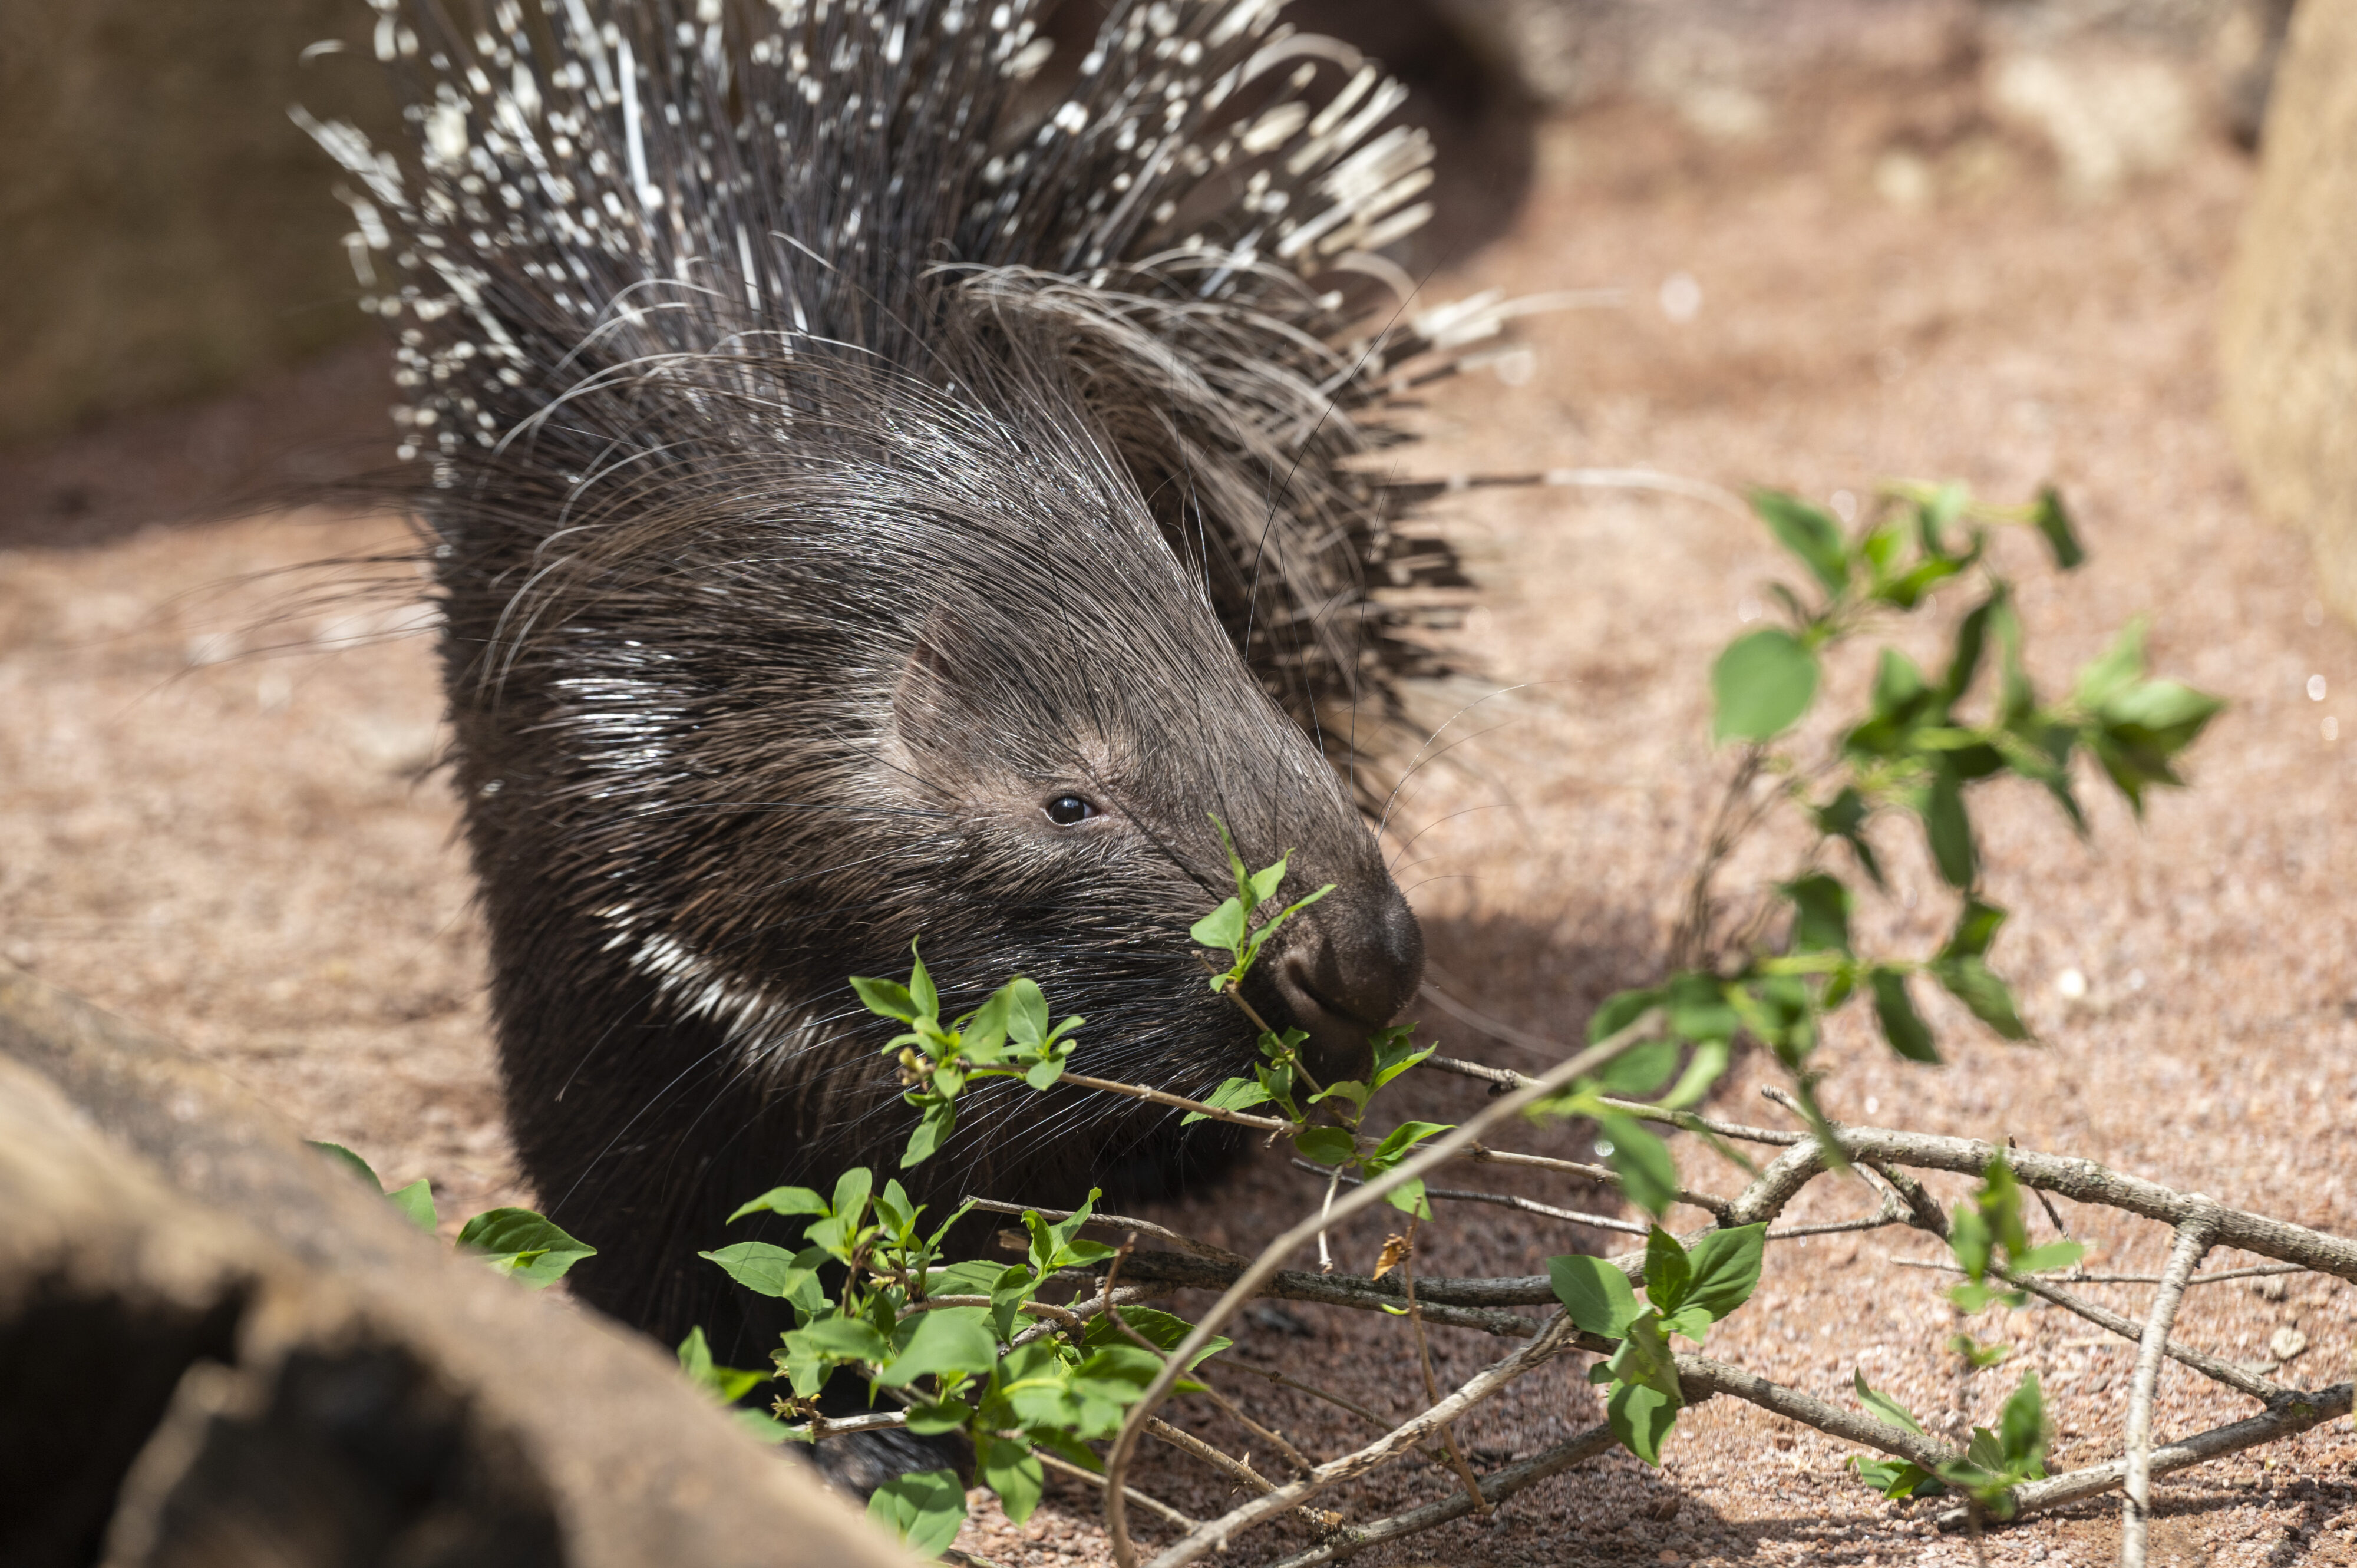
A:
[[2220, 0, 2357, 630], [1986, 45, 2198, 200]]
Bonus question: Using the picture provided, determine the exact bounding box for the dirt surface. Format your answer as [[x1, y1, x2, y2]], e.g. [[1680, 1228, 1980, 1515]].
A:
[[8, 41, 2357, 1568]]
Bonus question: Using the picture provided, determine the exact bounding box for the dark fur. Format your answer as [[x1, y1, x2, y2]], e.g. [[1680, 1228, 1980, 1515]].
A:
[[306, 0, 1468, 1380]]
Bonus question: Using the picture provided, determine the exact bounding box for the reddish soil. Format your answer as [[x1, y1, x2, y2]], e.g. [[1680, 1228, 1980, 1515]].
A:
[[7, 45, 2356, 1568]]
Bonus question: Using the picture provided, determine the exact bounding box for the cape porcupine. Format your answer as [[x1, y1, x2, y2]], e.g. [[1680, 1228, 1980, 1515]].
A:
[[300, 0, 1507, 1473]]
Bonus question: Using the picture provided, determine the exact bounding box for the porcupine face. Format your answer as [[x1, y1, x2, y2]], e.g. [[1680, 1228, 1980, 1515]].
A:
[[434, 345, 1420, 1341]]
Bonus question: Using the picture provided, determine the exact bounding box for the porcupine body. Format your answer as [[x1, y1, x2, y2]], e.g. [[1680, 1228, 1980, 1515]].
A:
[[302, 0, 1494, 1474]]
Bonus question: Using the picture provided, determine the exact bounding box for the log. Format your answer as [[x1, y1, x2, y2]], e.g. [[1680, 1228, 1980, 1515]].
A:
[[0, 961, 912, 1568]]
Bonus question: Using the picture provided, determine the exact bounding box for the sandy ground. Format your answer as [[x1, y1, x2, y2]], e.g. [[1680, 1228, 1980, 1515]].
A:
[[6, 44, 2357, 1568]]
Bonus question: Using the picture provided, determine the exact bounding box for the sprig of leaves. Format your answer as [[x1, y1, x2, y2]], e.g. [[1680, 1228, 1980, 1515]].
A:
[[1847, 1366, 2050, 1515], [1190, 813, 1335, 995], [851, 945, 1085, 1167], [1549, 1224, 1767, 1464], [309, 1140, 596, 1288], [1947, 1156, 2085, 1313]]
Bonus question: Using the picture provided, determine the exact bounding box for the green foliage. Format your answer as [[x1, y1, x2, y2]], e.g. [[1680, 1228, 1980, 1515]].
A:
[[1550, 1224, 1767, 1464], [867, 1468, 968, 1557], [1592, 481, 2220, 1165], [1845, 1368, 2049, 1514], [1191, 814, 1335, 994], [850, 945, 1086, 1168], [1947, 1157, 2084, 1313], [310, 1140, 594, 1285]]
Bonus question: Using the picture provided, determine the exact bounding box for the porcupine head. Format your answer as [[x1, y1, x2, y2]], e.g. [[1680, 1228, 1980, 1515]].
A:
[[301, 0, 1468, 1368]]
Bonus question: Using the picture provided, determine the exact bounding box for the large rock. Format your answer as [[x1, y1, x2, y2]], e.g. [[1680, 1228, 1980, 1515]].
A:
[[2220, 0, 2357, 623]]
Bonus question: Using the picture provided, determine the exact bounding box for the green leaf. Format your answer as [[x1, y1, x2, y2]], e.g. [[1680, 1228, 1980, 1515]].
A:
[[1643, 1227, 1693, 1315], [1083, 1307, 1231, 1372], [1942, 898, 2007, 960], [1384, 1177, 1432, 1220], [1246, 856, 1289, 907], [1848, 1455, 1943, 1499], [1606, 1313, 1684, 1401], [1207, 813, 1252, 903], [1933, 956, 2029, 1041], [1996, 1370, 2047, 1469], [1002, 977, 1049, 1048], [979, 1435, 1045, 1524], [1367, 1120, 1450, 1168], [457, 1207, 595, 1287], [1593, 1037, 1680, 1097], [1711, 628, 1820, 744], [830, 1168, 874, 1229], [866, 1467, 968, 1557], [1293, 1127, 1358, 1167], [1751, 489, 1850, 595], [1547, 1254, 1643, 1338], [1853, 1369, 1927, 1434], [790, 1314, 893, 1364], [1782, 873, 1852, 955], [1922, 764, 1977, 889], [1658, 1305, 1714, 1343], [1662, 973, 1741, 1044], [309, 1140, 382, 1191], [906, 942, 939, 1021], [2011, 1240, 2085, 1276], [902, 1099, 956, 1168], [878, 1307, 999, 1387], [385, 1178, 438, 1234], [1680, 1223, 1768, 1322], [1869, 968, 1939, 1064], [699, 1241, 818, 1300], [850, 976, 919, 1024], [1022, 1055, 1066, 1091], [1597, 1114, 1680, 1219], [1658, 1038, 1731, 1112], [727, 1186, 831, 1223], [2032, 486, 2085, 570], [2074, 620, 2147, 711], [676, 1328, 771, 1403], [1949, 1332, 2011, 1370], [1180, 1076, 1273, 1127], [1190, 897, 1248, 958], [1587, 986, 1663, 1044], [1813, 786, 1885, 890], [1944, 595, 1998, 703], [1607, 1378, 1681, 1467], [1368, 1026, 1434, 1092]]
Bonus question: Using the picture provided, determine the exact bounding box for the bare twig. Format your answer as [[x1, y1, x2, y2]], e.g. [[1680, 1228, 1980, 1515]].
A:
[[1461, 1142, 1735, 1220], [2123, 1207, 2220, 1567], [1144, 1417, 1279, 1497], [1398, 1227, 1491, 1515], [1261, 1420, 1620, 1567], [1055, 1069, 1292, 1134], [1033, 1450, 1201, 1533], [1290, 1157, 1651, 1236]]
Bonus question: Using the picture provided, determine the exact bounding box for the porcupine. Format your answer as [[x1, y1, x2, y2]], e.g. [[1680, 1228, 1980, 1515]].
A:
[[300, 0, 1505, 1481]]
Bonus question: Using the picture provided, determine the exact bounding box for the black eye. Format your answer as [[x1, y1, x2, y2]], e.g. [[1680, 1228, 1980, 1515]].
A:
[[1044, 793, 1098, 826]]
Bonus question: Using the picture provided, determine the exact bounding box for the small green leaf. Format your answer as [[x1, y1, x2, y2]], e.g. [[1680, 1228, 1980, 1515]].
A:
[[979, 1435, 1045, 1524], [727, 1186, 831, 1223], [901, 1099, 956, 1168], [1996, 1370, 2047, 1469], [1949, 1332, 2012, 1370], [830, 1167, 874, 1227], [1848, 1455, 1943, 1499], [1869, 968, 1939, 1064], [1246, 856, 1289, 907], [1934, 956, 2029, 1041], [906, 942, 939, 1021], [1854, 1369, 1927, 1434], [1607, 1377, 1681, 1466], [1587, 986, 1664, 1044], [676, 1328, 771, 1402], [789, 1314, 893, 1364], [1367, 1120, 1451, 1168], [1594, 1037, 1681, 1097], [1597, 1114, 1680, 1218], [1751, 489, 1850, 595], [1658, 1038, 1731, 1112], [1711, 628, 1820, 744], [1547, 1253, 1643, 1338], [1680, 1223, 1768, 1322], [1003, 977, 1049, 1047], [850, 976, 919, 1024], [309, 1141, 382, 1191], [1643, 1227, 1693, 1315], [1782, 873, 1852, 956], [1922, 765, 1977, 889], [385, 1178, 438, 1234], [2032, 487, 2085, 570], [1180, 1076, 1273, 1127], [878, 1307, 998, 1387], [1368, 1026, 1434, 1091], [1190, 897, 1248, 958], [866, 1467, 968, 1557], [457, 1207, 596, 1288], [1813, 787, 1885, 889], [698, 1240, 815, 1299], [1293, 1127, 1358, 1167], [1383, 1176, 1431, 1220]]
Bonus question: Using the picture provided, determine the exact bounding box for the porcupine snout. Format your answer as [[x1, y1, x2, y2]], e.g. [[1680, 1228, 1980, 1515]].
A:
[[1267, 874, 1426, 1066]]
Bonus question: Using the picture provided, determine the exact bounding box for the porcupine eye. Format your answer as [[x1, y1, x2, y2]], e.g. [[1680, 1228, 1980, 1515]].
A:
[[1044, 793, 1098, 826]]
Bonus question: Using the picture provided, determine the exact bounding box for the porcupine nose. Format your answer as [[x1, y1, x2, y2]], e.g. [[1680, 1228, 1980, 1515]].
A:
[[1272, 878, 1426, 1064]]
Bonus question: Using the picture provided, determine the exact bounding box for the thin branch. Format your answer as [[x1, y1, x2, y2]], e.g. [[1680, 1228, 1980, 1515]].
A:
[[1261, 1420, 1620, 1567], [1399, 1229, 1490, 1515], [1103, 1010, 1671, 1568], [1105, 1251, 1550, 1335], [1290, 1157, 1650, 1236], [1145, 1417, 1280, 1497], [2123, 1207, 2220, 1567], [1034, 1450, 1200, 1533], [1056, 1069, 1293, 1134], [1462, 1143, 1735, 1221], [962, 1196, 1253, 1267], [1932, 1384, 2353, 1530]]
